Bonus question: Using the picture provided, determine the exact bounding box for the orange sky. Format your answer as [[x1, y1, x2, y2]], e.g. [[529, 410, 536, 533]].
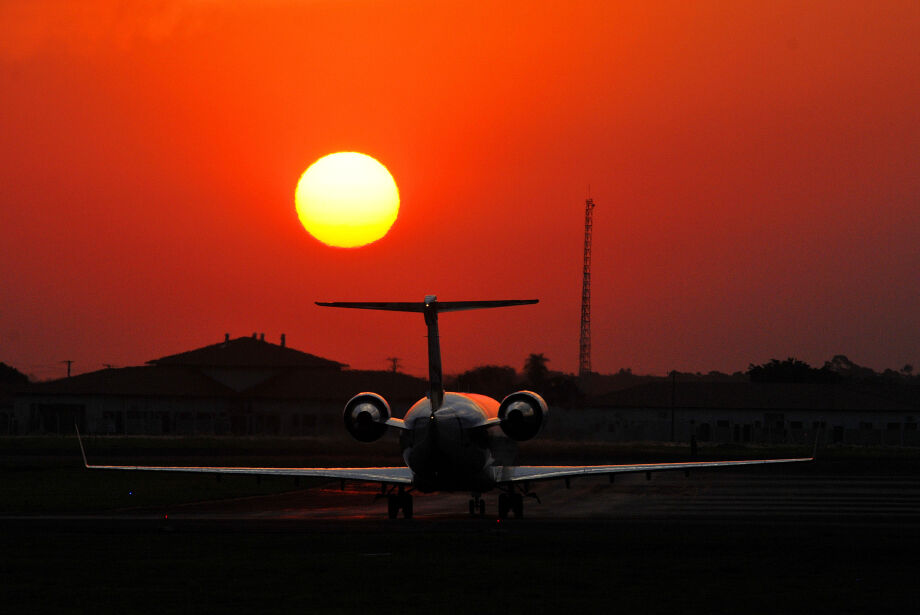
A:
[[2, 1, 918, 380]]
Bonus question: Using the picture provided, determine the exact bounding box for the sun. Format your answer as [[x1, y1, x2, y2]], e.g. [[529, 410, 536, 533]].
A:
[[294, 152, 400, 248]]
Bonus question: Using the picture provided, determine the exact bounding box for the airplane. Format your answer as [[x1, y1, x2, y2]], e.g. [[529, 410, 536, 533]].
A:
[[77, 295, 814, 519]]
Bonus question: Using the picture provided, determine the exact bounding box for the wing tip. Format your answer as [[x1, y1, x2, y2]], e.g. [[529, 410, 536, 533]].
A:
[[75, 422, 89, 469]]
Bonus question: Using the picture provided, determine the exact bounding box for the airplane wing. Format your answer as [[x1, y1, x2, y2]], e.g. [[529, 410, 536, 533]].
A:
[[497, 456, 813, 483], [76, 427, 413, 485], [82, 462, 414, 484]]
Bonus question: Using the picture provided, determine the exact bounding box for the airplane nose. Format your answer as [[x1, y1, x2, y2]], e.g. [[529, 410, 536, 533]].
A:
[[433, 412, 462, 445]]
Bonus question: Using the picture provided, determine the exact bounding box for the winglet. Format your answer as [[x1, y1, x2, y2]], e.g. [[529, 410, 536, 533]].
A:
[[75, 423, 89, 469]]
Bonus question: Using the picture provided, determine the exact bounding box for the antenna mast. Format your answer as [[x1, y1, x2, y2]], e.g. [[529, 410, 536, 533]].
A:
[[579, 197, 595, 379]]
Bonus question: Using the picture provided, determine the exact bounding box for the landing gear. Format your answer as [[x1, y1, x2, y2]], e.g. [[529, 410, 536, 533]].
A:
[[498, 492, 525, 519], [512, 493, 523, 518], [468, 495, 486, 517], [387, 487, 413, 519], [403, 494, 413, 519]]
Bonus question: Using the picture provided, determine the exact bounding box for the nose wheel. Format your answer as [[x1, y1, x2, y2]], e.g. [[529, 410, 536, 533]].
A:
[[386, 488, 413, 519], [468, 496, 486, 517]]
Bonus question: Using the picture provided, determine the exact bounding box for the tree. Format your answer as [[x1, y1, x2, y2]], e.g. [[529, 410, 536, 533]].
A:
[[747, 358, 837, 383], [822, 354, 876, 380], [449, 365, 517, 399], [523, 353, 549, 390]]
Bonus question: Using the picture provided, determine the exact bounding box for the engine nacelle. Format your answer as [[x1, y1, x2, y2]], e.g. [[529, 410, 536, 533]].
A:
[[343, 392, 391, 442], [498, 391, 548, 441]]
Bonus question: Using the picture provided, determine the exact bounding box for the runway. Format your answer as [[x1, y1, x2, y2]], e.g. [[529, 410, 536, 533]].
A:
[[5, 468, 920, 614], [127, 469, 920, 524], [10, 468, 918, 525]]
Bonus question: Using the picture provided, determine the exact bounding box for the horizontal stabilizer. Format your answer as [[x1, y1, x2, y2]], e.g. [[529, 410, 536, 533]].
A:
[[316, 299, 538, 313]]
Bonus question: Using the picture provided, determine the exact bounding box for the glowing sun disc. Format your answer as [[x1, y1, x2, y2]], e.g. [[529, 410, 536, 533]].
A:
[[295, 152, 400, 248]]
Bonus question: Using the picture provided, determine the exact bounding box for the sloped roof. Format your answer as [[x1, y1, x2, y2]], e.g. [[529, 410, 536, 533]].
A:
[[247, 369, 427, 403], [595, 381, 920, 412], [18, 337, 431, 402], [26, 366, 234, 398], [148, 336, 346, 370], [23, 365, 427, 403]]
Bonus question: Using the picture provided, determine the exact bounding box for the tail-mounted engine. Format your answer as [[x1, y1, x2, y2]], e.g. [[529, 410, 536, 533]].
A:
[[498, 391, 548, 441], [343, 392, 391, 442]]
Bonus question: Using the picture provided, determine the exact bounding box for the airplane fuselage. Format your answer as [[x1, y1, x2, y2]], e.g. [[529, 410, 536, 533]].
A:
[[400, 392, 509, 493]]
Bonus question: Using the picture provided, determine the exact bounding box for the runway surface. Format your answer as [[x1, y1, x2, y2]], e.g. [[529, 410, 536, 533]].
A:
[[7, 468, 918, 526], [5, 469, 920, 614], [82, 469, 920, 524]]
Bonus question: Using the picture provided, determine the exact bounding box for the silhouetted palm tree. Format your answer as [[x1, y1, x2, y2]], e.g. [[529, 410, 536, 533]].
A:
[[524, 353, 549, 390]]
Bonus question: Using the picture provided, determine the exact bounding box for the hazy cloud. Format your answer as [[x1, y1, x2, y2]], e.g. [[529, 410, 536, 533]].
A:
[[0, 0, 215, 60]]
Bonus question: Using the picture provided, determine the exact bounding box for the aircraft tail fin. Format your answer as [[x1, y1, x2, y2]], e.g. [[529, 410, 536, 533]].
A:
[[317, 296, 538, 412]]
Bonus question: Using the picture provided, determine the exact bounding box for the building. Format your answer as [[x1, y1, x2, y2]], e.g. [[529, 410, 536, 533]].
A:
[[0, 383, 17, 435], [13, 340, 920, 446], [0, 362, 29, 434], [546, 381, 920, 446], [13, 334, 425, 436]]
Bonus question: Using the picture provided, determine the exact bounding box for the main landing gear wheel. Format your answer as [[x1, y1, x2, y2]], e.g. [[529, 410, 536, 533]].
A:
[[511, 493, 523, 519], [469, 497, 486, 517], [387, 493, 413, 519], [403, 494, 413, 519], [498, 493, 525, 519]]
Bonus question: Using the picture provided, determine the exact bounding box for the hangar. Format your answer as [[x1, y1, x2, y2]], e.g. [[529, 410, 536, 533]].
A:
[[12, 334, 424, 436], [548, 381, 920, 447]]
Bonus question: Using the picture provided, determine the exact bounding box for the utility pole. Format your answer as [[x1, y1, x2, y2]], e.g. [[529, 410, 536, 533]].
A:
[[61, 360, 74, 378], [670, 370, 676, 442], [579, 197, 595, 379], [386, 357, 401, 374]]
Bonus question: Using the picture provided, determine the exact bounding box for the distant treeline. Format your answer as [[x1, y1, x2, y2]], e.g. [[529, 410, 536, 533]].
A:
[[445, 353, 918, 406], [2, 354, 915, 405], [746, 355, 915, 385]]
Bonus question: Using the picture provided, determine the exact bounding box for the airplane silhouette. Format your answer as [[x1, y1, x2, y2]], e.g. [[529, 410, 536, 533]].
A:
[[78, 295, 813, 519]]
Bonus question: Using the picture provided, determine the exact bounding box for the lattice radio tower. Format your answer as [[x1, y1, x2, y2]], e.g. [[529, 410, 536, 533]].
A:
[[579, 197, 595, 379]]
